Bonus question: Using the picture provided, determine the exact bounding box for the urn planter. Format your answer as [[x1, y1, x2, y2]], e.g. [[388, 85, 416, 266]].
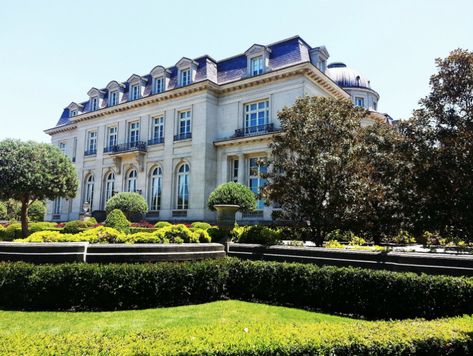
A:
[[213, 204, 240, 251]]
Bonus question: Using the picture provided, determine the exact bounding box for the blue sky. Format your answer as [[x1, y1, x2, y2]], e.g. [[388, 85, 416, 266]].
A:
[[0, 0, 472, 142]]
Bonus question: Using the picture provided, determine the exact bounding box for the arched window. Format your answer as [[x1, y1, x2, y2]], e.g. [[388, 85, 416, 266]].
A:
[[127, 169, 137, 192], [176, 163, 190, 210], [150, 166, 162, 211], [104, 172, 115, 203], [84, 174, 95, 210]]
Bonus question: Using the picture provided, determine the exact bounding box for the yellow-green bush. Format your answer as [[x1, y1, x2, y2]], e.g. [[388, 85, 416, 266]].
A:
[[193, 228, 211, 243], [127, 232, 162, 244], [155, 224, 198, 243], [191, 221, 212, 230], [325, 239, 344, 248], [15, 231, 74, 243], [154, 221, 171, 229], [77, 226, 124, 243]]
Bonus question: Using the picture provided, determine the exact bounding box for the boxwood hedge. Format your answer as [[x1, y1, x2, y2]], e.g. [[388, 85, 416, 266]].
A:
[[0, 258, 472, 319]]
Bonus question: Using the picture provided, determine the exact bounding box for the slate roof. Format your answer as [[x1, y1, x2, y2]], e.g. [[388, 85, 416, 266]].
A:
[[55, 35, 320, 127]]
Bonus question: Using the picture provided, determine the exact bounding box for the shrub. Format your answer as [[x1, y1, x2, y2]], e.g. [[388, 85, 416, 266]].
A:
[[127, 232, 162, 244], [326, 229, 358, 243], [77, 226, 124, 243], [0, 259, 472, 320], [28, 201, 46, 222], [0, 201, 7, 220], [208, 226, 226, 242], [236, 225, 282, 246], [191, 222, 212, 230], [392, 230, 416, 245], [15, 231, 74, 243], [193, 228, 212, 243], [105, 192, 148, 220], [207, 182, 256, 212], [131, 220, 155, 228], [154, 221, 172, 229], [104, 209, 130, 233], [155, 224, 198, 243], [421, 231, 442, 245], [62, 220, 89, 234], [325, 239, 344, 248], [91, 210, 107, 223], [349, 236, 366, 246], [1, 223, 22, 241], [29, 222, 58, 233], [129, 227, 157, 234], [85, 217, 98, 227]]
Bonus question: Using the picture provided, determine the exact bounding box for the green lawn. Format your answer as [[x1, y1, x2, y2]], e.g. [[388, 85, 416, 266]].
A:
[[0, 300, 472, 355]]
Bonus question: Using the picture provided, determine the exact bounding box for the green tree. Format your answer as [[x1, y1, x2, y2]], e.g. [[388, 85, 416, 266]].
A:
[[263, 96, 372, 245], [105, 192, 148, 220], [0, 140, 78, 237]]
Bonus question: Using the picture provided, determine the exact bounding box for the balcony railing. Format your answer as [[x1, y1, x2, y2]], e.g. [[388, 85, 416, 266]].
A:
[[104, 141, 147, 154], [174, 132, 192, 141], [234, 123, 274, 138], [148, 137, 165, 146], [84, 149, 97, 156]]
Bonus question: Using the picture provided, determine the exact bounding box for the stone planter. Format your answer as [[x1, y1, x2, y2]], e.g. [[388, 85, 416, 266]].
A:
[[214, 204, 239, 252]]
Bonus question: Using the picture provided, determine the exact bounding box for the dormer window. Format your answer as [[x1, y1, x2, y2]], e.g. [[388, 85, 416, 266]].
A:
[[70, 110, 77, 117], [180, 68, 191, 86], [250, 56, 264, 76], [91, 97, 98, 111], [150, 65, 171, 94], [131, 84, 140, 100], [67, 102, 83, 118], [153, 77, 164, 94], [355, 97, 365, 107], [109, 91, 119, 106]]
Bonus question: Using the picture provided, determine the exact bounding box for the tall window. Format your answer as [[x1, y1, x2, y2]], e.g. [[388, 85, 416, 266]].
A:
[[128, 122, 140, 147], [178, 110, 191, 138], [127, 169, 137, 192], [150, 166, 162, 211], [245, 100, 269, 133], [176, 164, 190, 210], [87, 131, 97, 154], [180, 68, 191, 86], [153, 77, 164, 94], [109, 91, 119, 106], [85, 175, 95, 210], [131, 84, 140, 100], [248, 157, 267, 210], [231, 159, 239, 182], [90, 97, 98, 111], [107, 126, 118, 148], [104, 172, 115, 203], [53, 197, 61, 215], [250, 56, 264, 76], [152, 116, 164, 143], [355, 97, 365, 107], [58, 142, 66, 154]]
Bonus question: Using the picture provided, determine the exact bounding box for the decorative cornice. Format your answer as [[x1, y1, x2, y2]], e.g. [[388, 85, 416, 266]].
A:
[[213, 132, 277, 147], [44, 124, 78, 135]]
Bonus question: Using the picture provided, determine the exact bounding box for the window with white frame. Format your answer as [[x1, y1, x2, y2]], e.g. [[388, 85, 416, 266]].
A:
[[151, 116, 164, 143], [176, 163, 190, 210], [53, 197, 61, 215], [178, 110, 191, 138], [231, 159, 239, 182], [244, 100, 269, 133], [250, 56, 264, 76], [70, 110, 77, 117], [107, 126, 118, 148], [355, 97, 365, 107], [248, 157, 267, 210], [128, 122, 140, 146], [109, 91, 119, 106], [373, 101, 378, 111], [58, 142, 66, 154], [104, 172, 115, 203], [153, 77, 164, 94], [130, 84, 140, 100], [86, 131, 97, 154], [84, 175, 95, 210], [180, 68, 191, 86], [90, 97, 98, 111], [127, 169, 137, 192], [150, 166, 162, 211]]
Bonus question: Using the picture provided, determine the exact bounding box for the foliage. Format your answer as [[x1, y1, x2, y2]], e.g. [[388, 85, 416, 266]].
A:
[[155, 224, 198, 243], [207, 182, 256, 212], [28, 201, 46, 222], [29, 222, 58, 233], [154, 221, 171, 229], [325, 240, 344, 249], [0, 140, 78, 237], [1, 223, 22, 241], [75, 226, 124, 243], [391, 230, 416, 245], [0, 201, 7, 220], [62, 220, 89, 234], [193, 228, 212, 243], [126, 232, 162, 244], [191, 221, 212, 230], [235, 225, 281, 246], [105, 192, 148, 220], [104, 209, 130, 233], [16, 231, 74, 243], [207, 226, 226, 242]]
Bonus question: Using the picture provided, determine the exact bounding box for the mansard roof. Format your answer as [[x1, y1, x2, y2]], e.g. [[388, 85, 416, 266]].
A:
[[53, 35, 337, 128]]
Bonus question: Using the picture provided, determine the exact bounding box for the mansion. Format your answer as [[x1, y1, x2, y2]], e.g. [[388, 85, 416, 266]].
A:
[[45, 35, 388, 222]]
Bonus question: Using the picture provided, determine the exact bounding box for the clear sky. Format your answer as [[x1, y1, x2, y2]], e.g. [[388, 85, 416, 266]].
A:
[[0, 0, 472, 143]]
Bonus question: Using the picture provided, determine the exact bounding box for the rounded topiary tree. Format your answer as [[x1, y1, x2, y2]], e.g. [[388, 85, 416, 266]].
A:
[[105, 192, 148, 221], [104, 209, 130, 233]]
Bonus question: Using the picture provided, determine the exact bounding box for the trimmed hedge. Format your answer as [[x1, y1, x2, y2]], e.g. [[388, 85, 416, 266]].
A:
[[0, 259, 472, 319]]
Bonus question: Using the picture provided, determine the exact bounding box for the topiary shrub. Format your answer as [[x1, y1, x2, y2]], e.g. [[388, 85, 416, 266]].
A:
[[155, 224, 198, 243], [28, 201, 46, 222], [63, 220, 89, 234], [154, 221, 172, 229], [193, 228, 212, 243], [128, 232, 162, 244], [104, 209, 130, 233], [105, 192, 148, 220], [191, 222, 212, 230], [236, 225, 281, 246], [207, 182, 256, 212], [77, 226, 124, 243], [85, 217, 98, 227]]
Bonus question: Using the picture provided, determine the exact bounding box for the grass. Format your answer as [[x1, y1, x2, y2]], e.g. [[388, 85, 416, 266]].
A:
[[0, 300, 472, 354]]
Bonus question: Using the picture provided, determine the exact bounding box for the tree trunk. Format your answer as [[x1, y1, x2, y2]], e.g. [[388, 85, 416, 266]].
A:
[[20, 196, 29, 238]]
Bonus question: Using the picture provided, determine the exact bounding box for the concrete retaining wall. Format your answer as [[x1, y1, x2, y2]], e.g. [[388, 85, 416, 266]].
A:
[[228, 243, 473, 276], [0, 242, 225, 264]]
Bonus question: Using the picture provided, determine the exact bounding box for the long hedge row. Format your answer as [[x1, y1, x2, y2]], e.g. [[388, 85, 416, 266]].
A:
[[0, 258, 472, 319]]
